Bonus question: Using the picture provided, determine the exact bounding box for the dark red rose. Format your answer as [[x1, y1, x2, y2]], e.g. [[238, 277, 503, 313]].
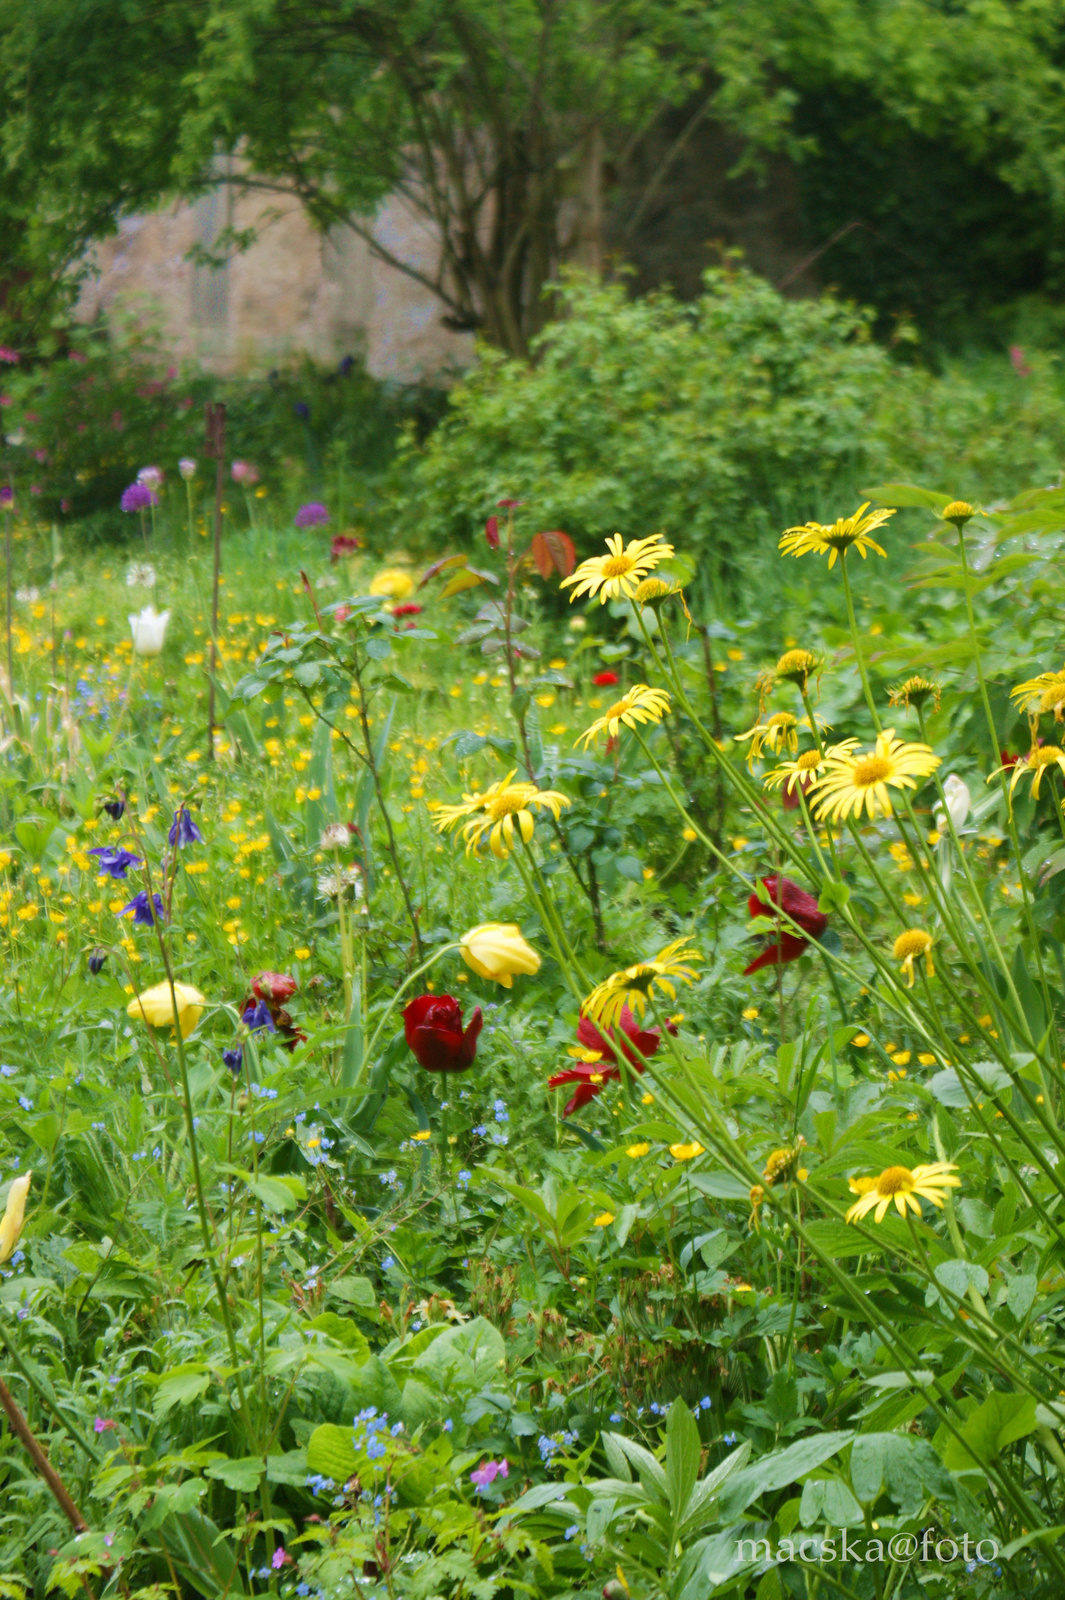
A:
[[391, 603, 423, 618], [330, 533, 363, 562], [592, 671, 619, 687], [743, 875, 827, 974], [252, 971, 298, 1004], [403, 994, 483, 1072], [485, 515, 500, 549]]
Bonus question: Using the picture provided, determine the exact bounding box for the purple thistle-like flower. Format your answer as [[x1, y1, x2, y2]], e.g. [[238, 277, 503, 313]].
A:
[[121, 891, 164, 926], [102, 798, 126, 821], [137, 466, 163, 490], [242, 999, 276, 1033], [88, 846, 142, 879], [169, 807, 204, 847], [120, 482, 159, 513], [223, 1046, 244, 1076], [294, 501, 329, 529]]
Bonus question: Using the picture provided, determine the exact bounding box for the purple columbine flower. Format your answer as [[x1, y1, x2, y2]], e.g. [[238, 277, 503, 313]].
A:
[[169, 808, 204, 847], [242, 999, 276, 1033], [88, 846, 142, 879], [294, 501, 329, 528], [121, 891, 164, 926], [120, 482, 159, 513], [102, 798, 126, 820], [88, 949, 108, 975], [223, 1046, 244, 1076]]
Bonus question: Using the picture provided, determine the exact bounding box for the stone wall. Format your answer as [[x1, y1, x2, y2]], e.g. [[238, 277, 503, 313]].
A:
[[75, 186, 473, 383]]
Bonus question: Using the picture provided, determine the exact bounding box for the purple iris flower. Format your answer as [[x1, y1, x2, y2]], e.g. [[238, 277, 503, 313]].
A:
[[241, 999, 276, 1033], [87, 949, 108, 974], [121, 891, 164, 926], [294, 502, 329, 528], [103, 799, 125, 820], [223, 1046, 244, 1076], [120, 482, 159, 513], [169, 808, 204, 847], [88, 846, 141, 879]]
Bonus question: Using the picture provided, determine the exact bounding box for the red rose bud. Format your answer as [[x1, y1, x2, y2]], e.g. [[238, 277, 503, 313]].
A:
[[485, 515, 500, 549], [391, 603, 423, 618], [404, 994, 483, 1072], [252, 971, 298, 1004], [743, 875, 827, 974], [593, 671, 619, 687]]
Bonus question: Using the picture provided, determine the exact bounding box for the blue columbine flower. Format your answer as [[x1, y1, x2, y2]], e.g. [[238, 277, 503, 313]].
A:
[[241, 999, 276, 1032], [87, 949, 108, 974], [88, 846, 141, 879], [121, 891, 164, 926], [222, 1046, 243, 1076], [102, 799, 125, 820], [169, 808, 204, 847]]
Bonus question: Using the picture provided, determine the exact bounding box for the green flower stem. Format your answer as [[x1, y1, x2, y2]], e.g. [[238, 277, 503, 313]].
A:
[[512, 846, 588, 1007], [0, 1320, 101, 1463], [838, 553, 881, 733], [359, 941, 461, 1072]]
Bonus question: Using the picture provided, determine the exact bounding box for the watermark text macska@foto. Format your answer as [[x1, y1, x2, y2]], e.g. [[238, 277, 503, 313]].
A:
[[739, 1529, 1000, 1568]]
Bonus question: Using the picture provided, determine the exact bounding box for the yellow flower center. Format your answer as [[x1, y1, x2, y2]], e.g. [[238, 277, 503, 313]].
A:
[[601, 554, 635, 578], [767, 712, 797, 729], [894, 928, 932, 959], [796, 750, 821, 772], [1028, 745, 1064, 767], [852, 755, 893, 785], [876, 1165, 914, 1197], [486, 790, 525, 818]]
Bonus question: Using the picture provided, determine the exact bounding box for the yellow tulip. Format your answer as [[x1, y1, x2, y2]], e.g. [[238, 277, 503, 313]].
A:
[[459, 923, 540, 988], [0, 1172, 31, 1264], [127, 981, 207, 1040], [369, 569, 415, 601]]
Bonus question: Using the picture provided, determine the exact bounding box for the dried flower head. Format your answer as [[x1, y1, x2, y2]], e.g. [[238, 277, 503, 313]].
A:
[[889, 675, 941, 713]]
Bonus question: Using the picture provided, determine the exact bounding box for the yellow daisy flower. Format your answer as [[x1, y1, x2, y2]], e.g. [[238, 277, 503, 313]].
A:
[[779, 504, 895, 567], [774, 648, 820, 691], [845, 1161, 959, 1223], [893, 928, 934, 987], [763, 745, 835, 794], [428, 770, 570, 858], [990, 743, 1065, 806], [561, 533, 674, 604], [576, 684, 671, 748], [582, 937, 700, 1027], [888, 675, 941, 713], [810, 728, 940, 822], [1010, 666, 1065, 721]]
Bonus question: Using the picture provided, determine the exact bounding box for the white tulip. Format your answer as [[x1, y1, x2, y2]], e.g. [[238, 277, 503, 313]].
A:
[[936, 774, 971, 833], [129, 606, 170, 656]]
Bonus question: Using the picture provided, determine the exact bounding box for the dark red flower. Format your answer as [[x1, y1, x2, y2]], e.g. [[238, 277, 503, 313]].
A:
[[496, 499, 525, 509], [999, 748, 1019, 768], [404, 994, 483, 1072], [743, 875, 827, 974], [252, 971, 298, 1004], [392, 603, 423, 618], [485, 515, 500, 549], [593, 671, 619, 687], [549, 1005, 669, 1116], [330, 533, 362, 562]]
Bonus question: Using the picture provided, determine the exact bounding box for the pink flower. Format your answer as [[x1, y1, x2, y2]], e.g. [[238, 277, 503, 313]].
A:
[[0, 348, 19, 364], [232, 460, 259, 486], [94, 1417, 116, 1433], [470, 1458, 509, 1491], [1010, 345, 1031, 377], [0, 396, 10, 407], [271, 1549, 287, 1569]]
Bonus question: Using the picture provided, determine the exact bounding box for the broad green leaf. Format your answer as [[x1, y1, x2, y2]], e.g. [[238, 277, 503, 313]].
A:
[[665, 1399, 701, 1520], [943, 1392, 1038, 1473], [306, 1423, 356, 1482], [203, 1456, 265, 1493], [717, 1432, 853, 1518], [153, 1369, 211, 1418]]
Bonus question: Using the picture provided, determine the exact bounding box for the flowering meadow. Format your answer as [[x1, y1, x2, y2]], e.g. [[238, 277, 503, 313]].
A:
[[2, 468, 1065, 1600]]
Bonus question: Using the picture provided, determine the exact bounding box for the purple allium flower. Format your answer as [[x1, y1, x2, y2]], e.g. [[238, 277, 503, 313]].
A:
[[121, 891, 164, 926], [88, 949, 108, 975], [294, 502, 329, 528], [231, 460, 258, 486], [178, 457, 197, 481], [242, 999, 276, 1033], [0, 488, 12, 509], [223, 1046, 244, 1076], [87, 846, 142, 879], [169, 807, 204, 847], [120, 482, 158, 513], [102, 798, 126, 820], [137, 466, 163, 490]]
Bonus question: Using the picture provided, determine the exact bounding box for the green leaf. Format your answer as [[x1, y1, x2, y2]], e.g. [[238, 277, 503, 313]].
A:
[[153, 1369, 211, 1419], [860, 483, 953, 511], [717, 1432, 853, 1517], [851, 1433, 953, 1514], [158, 1511, 247, 1599], [308, 1313, 371, 1361], [943, 1392, 1038, 1473], [203, 1456, 265, 1493], [665, 1399, 701, 1520], [307, 1423, 357, 1482], [329, 1274, 376, 1310], [411, 1317, 506, 1393]]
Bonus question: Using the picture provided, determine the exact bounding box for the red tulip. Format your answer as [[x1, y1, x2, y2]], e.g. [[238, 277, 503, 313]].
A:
[[743, 875, 827, 974], [403, 994, 483, 1072], [593, 671, 619, 687], [252, 971, 297, 1004], [549, 1005, 667, 1116]]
